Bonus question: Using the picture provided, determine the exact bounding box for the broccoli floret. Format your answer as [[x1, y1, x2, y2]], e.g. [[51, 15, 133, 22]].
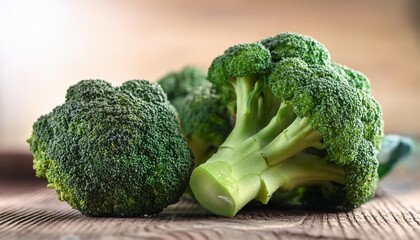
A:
[[157, 66, 233, 168], [206, 43, 272, 147], [157, 66, 209, 102], [27, 79, 194, 217], [261, 32, 330, 65], [177, 85, 233, 167], [189, 33, 384, 217], [331, 63, 371, 94], [267, 134, 413, 208]]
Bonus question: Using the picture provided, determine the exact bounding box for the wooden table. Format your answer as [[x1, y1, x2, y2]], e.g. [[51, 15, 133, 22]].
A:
[[1, 152, 419, 240]]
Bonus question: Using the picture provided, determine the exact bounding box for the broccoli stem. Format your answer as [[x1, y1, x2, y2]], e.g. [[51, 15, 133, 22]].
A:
[[257, 153, 345, 204], [190, 151, 268, 217], [252, 102, 296, 147], [219, 77, 261, 149], [190, 150, 345, 216], [190, 106, 337, 217], [229, 102, 296, 158], [262, 117, 323, 166], [224, 106, 319, 163], [257, 88, 282, 130]]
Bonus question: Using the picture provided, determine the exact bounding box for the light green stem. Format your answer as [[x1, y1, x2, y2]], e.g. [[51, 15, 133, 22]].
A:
[[219, 77, 260, 149], [220, 102, 296, 161], [190, 151, 268, 217], [257, 153, 346, 203], [262, 117, 323, 166]]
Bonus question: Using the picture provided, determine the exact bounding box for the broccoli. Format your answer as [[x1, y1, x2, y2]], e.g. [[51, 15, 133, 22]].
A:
[[157, 65, 210, 109], [176, 85, 233, 167], [189, 32, 384, 217], [158, 66, 233, 168], [266, 134, 413, 208], [28, 79, 194, 217]]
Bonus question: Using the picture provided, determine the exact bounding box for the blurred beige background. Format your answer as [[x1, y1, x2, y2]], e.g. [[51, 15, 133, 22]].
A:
[[1, 0, 420, 153]]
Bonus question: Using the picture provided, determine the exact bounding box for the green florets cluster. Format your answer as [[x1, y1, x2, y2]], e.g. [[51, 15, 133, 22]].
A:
[[28, 79, 194, 217], [189, 32, 384, 216], [158, 66, 233, 168], [29, 32, 408, 219]]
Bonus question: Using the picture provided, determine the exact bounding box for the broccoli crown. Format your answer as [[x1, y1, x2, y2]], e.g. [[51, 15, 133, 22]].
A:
[[268, 58, 381, 208], [261, 32, 330, 65], [190, 32, 384, 216], [178, 85, 232, 146], [331, 63, 371, 94], [208, 43, 272, 86], [157, 66, 209, 101], [176, 85, 233, 167], [157, 66, 234, 168], [28, 79, 194, 217]]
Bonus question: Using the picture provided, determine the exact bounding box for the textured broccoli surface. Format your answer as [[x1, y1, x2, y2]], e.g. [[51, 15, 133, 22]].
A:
[[158, 66, 233, 168], [157, 66, 209, 103], [266, 134, 414, 208], [177, 85, 233, 167], [189, 32, 384, 217], [28, 79, 194, 217]]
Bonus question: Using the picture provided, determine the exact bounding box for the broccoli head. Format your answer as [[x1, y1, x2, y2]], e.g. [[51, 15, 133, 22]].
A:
[[189, 32, 384, 217], [157, 65, 209, 103], [28, 79, 194, 217], [157, 66, 233, 168], [176, 85, 233, 167]]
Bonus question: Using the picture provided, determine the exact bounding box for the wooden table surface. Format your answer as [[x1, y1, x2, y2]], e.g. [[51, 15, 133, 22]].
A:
[[1, 150, 419, 240]]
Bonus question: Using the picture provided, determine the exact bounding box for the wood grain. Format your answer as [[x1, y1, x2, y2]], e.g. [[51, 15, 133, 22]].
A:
[[0, 181, 419, 240], [1, 145, 419, 240]]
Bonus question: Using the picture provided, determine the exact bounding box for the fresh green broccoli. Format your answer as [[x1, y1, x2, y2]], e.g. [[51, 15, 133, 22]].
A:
[[176, 85, 233, 167], [189, 32, 384, 217], [157, 66, 210, 106], [331, 63, 371, 94], [266, 134, 413, 208], [157, 66, 233, 168], [28, 79, 194, 217]]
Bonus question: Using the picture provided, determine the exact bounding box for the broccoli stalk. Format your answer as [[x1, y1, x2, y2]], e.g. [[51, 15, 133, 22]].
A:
[[190, 33, 383, 217]]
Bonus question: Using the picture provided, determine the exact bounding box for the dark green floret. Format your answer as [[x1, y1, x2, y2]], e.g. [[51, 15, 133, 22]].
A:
[[176, 85, 233, 167], [157, 66, 233, 168], [261, 32, 330, 65], [28, 79, 194, 217], [157, 65, 209, 102], [189, 32, 384, 217]]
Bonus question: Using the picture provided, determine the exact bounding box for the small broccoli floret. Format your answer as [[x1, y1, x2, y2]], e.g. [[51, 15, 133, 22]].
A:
[[28, 79, 194, 217], [331, 63, 371, 93], [261, 32, 330, 65], [157, 66, 233, 168], [190, 32, 383, 217], [177, 85, 233, 167], [118, 80, 167, 103], [207, 43, 272, 147], [157, 66, 209, 101]]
